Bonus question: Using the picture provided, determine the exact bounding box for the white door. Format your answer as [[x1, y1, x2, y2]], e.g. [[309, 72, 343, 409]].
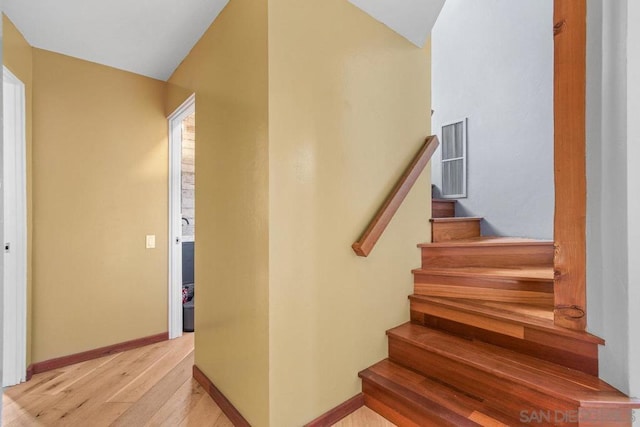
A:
[[3, 66, 28, 387], [167, 94, 195, 339]]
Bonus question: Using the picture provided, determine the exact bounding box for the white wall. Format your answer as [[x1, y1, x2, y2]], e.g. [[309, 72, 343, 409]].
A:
[[585, 0, 605, 357], [627, 0, 640, 419], [587, 3, 640, 419], [586, 0, 630, 394], [431, 0, 554, 239]]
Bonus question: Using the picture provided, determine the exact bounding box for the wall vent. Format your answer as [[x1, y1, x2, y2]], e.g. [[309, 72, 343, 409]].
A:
[[441, 118, 467, 198]]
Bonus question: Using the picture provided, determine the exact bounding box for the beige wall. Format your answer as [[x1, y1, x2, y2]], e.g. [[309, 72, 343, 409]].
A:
[[168, 1, 431, 424], [7, 4, 430, 424], [3, 14, 34, 365], [4, 14, 170, 369], [31, 49, 168, 362], [267, 0, 431, 425], [166, 0, 270, 425]]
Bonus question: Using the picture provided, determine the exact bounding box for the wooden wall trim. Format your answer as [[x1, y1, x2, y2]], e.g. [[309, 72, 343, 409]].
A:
[[29, 332, 168, 375], [353, 136, 439, 257], [304, 393, 365, 427], [553, 0, 588, 330], [192, 365, 251, 427]]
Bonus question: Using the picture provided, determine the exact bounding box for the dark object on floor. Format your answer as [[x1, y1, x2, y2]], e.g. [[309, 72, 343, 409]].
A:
[[182, 241, 194, 284], [183, 283, 194, 332], [183, 299, 194, 332], [182, 242, 195, 332]]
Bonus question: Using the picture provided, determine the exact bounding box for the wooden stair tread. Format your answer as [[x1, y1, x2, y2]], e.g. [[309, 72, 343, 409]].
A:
[[430, 217, 482, 223], [463, 300, 555, 319], [414, 295, 554, 322], [359, 359, 524, 426], [412, 266, 554, 281], [409, 295, 604, 344], [387, 323, 639, 408], [419, 236, 553, 248]]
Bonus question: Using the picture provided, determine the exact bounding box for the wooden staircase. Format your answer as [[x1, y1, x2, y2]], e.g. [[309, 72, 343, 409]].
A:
[[358, 197, 640, 426]]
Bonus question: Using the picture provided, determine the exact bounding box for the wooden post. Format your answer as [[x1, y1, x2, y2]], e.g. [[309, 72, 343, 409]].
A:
[[553, 0, 587, 330]]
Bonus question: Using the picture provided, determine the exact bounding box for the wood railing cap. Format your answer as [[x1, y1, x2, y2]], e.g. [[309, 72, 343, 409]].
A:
[[353, 135, 439, 257]]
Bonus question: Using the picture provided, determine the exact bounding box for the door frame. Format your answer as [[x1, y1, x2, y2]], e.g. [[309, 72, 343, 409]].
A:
[[167, 94, 195, 340], [2, 65, 28, 386]]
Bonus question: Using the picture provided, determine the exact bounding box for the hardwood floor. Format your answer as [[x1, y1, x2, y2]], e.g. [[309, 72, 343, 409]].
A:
[[332, 407, 396, 427], [2, 333, 232, 426]]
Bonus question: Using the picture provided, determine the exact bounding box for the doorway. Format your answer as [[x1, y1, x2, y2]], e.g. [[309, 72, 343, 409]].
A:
[[2, 66, 28, 387], [168, 95, 196, 339]]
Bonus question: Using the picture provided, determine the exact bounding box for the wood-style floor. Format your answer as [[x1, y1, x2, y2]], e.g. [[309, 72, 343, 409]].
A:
[[3, 333, 393, 426], [2, 333, 232, 426], [334, 407, 395, 427]]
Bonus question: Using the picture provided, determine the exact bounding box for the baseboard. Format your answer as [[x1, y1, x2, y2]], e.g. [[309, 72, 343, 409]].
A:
[[191, 365, 363, 426], [29, 332, 168, 375], [193, 365, 251, 427], [26, 364, 34, 381], [304, 393, 365, 427]]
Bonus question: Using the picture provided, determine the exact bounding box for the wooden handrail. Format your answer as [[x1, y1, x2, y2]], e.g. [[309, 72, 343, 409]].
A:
[[352, 136, 440, 257]]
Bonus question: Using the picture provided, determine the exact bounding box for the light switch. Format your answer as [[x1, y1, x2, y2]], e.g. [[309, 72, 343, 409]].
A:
[[146, 235, 156, 249]]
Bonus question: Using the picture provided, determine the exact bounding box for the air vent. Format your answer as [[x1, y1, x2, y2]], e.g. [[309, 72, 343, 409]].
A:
[[441, 119, 467, 198]]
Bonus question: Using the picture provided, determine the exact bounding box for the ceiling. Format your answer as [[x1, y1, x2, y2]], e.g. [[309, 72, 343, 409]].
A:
[[3, 0, 230, 81], [348, 0, 446, 47], [4, 0, 444, 81]]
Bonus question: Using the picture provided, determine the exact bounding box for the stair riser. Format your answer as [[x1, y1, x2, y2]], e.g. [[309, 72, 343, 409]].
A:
[[362, 381, 476, 427], [411, 311, 599, 376], [365, 361, 527, 426], [388, 338, 579, 425], [414, 284, 554, 306], [431, 220, 481, 243], [414, 273, 554, 307], [410, 298, 599, 375], [413, 270, 553, 294], [414, 271, 554, 292], [411, 299, 528, 339], [432, 201, 455, 218], [421, 245, 555, 268]]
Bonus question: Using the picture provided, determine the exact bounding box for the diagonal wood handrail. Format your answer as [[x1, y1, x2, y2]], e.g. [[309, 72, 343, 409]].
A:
[[352, 135, 440, 257]]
